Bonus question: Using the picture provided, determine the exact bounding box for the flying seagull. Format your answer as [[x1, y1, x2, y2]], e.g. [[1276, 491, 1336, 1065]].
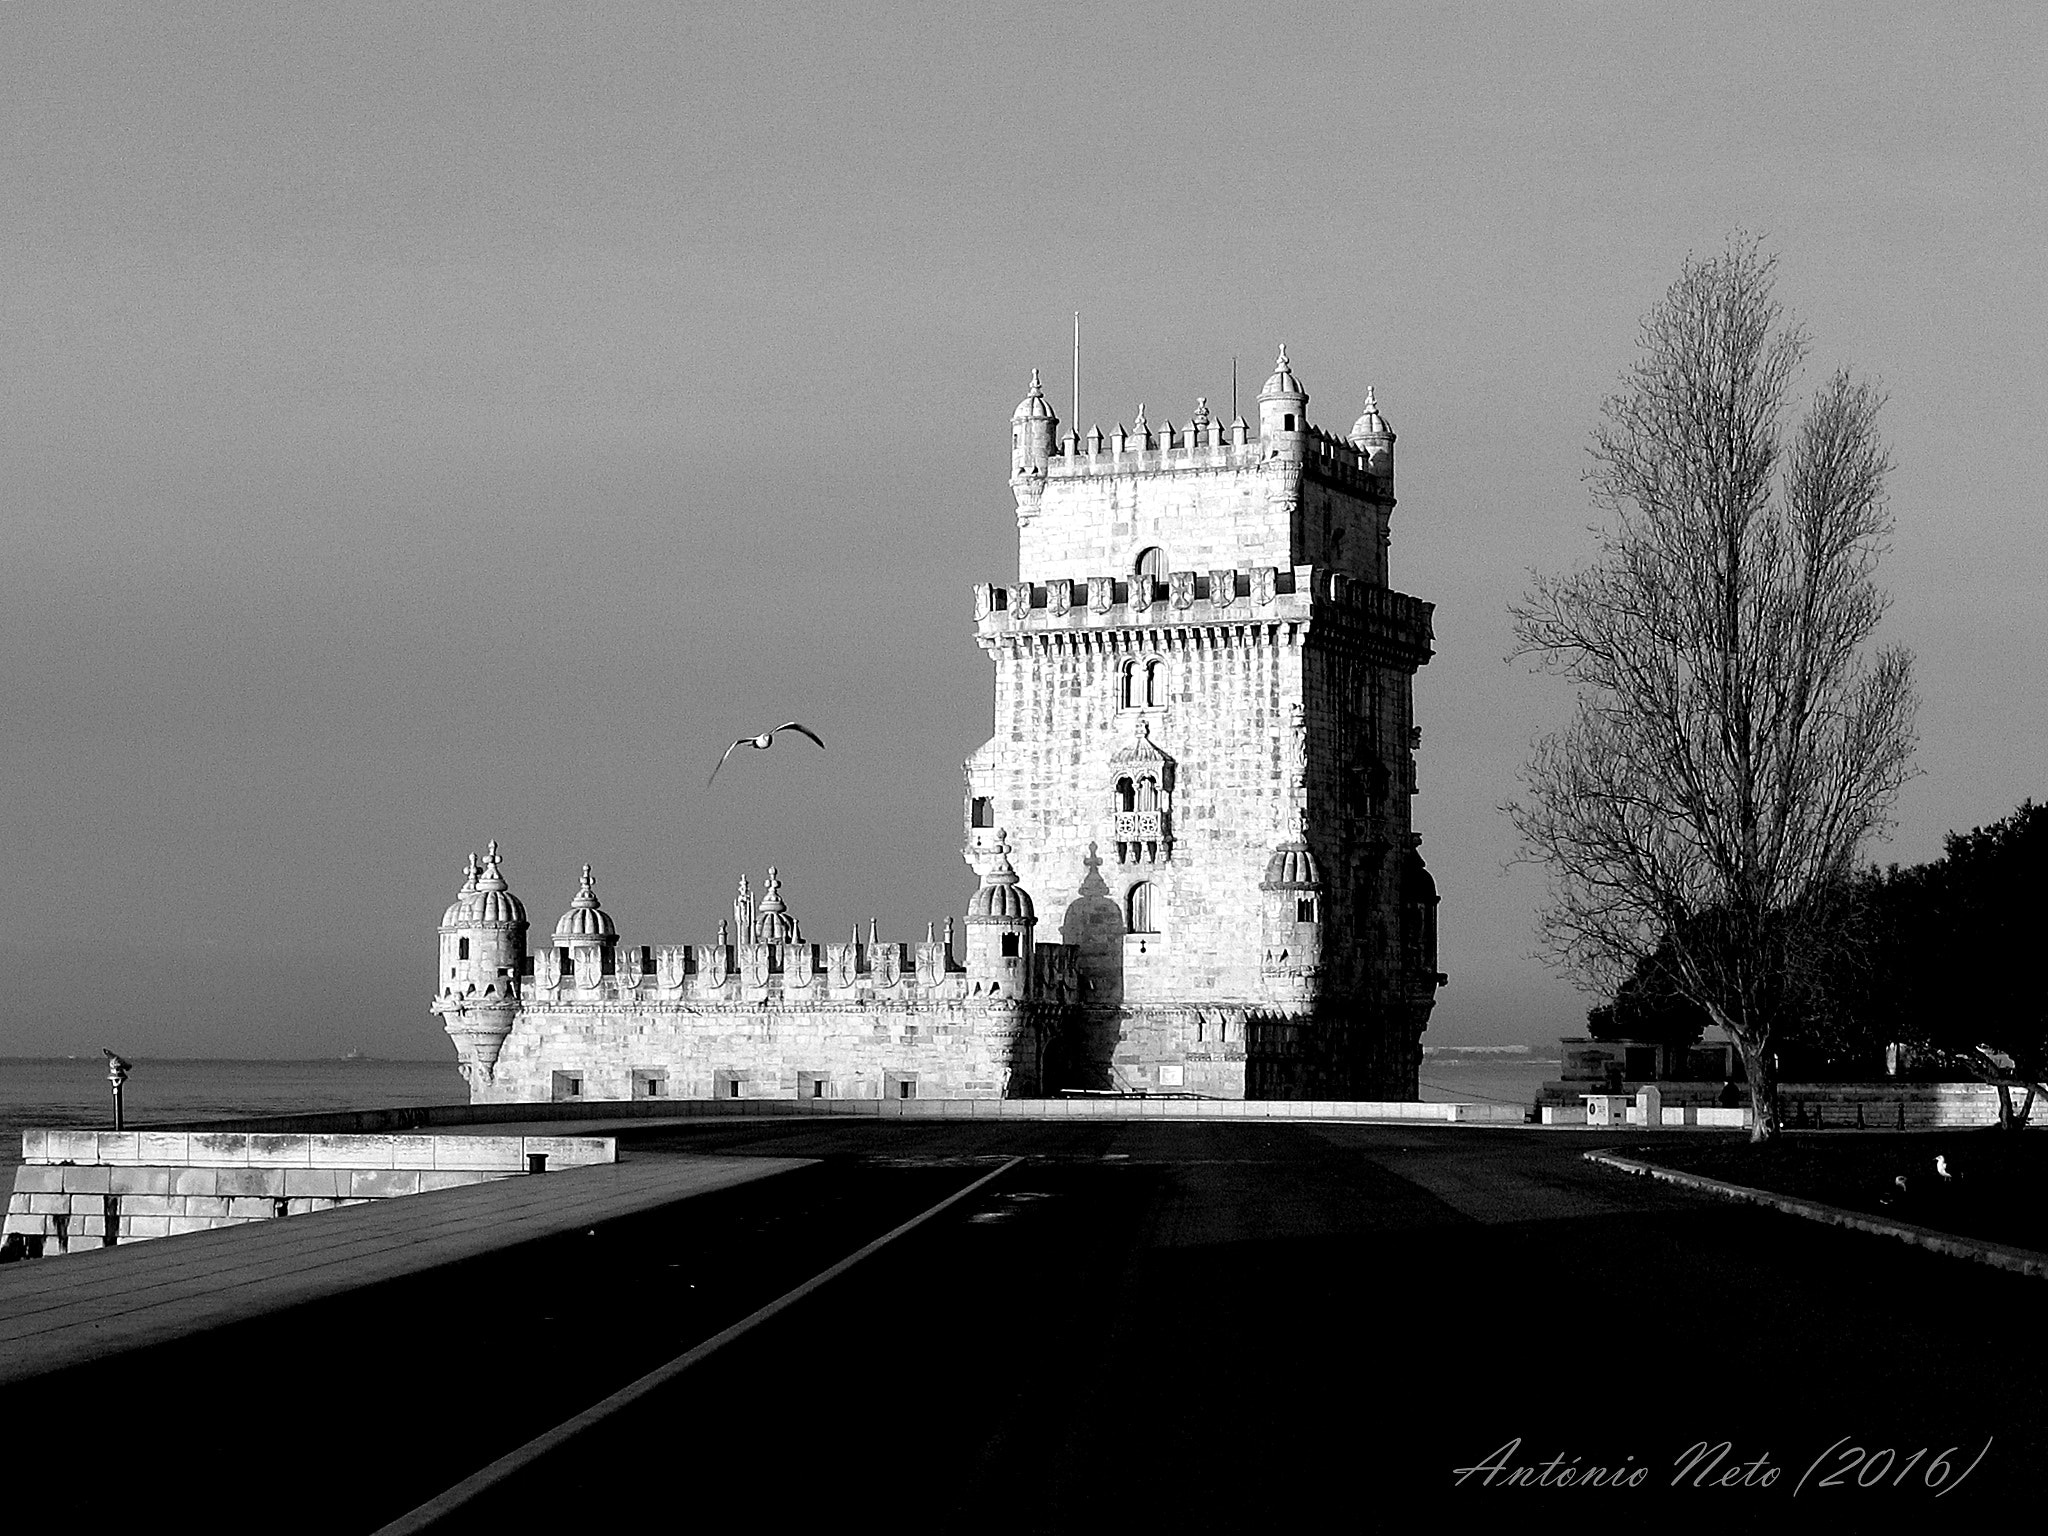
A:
[[708, 722, 826, 786]]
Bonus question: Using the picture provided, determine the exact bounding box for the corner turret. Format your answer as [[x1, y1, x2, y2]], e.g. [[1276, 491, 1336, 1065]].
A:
[[1257, 344, 1308, 449], [1349, 385, 1395, 484], [965, 832, 1037, 998], [1011, 370, 1058, 524], [433, 840, 529, 1088]]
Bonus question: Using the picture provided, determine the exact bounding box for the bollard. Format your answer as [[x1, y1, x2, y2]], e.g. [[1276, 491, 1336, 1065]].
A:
[[526, 1152, 548, 1175], [1636, 1085, 1663, 1130]]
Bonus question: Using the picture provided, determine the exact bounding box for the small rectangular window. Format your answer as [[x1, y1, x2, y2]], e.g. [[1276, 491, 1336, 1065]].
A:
[[458, 937, 470, 960], [1297, 897, 1317, 923], [899, 1080, 914, 1100], [551, 1071, 583, 1102], [1001, 932, 1020, 957], [813, 1079, 826, 1099], [632, 1070, 667, 1100], [729, 1079, 742, 1098]]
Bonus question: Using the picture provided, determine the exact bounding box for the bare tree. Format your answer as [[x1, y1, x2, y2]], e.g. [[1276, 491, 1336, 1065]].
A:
[[1509, 238, 1917, 1142]]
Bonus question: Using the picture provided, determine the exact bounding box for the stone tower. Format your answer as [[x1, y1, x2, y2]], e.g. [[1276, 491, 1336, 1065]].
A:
[[433, 840, 529, 1090], [967, 347, 1442, 1098]]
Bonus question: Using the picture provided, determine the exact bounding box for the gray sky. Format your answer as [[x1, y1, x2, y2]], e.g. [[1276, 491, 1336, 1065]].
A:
[[3, 2, 2042, 1058]]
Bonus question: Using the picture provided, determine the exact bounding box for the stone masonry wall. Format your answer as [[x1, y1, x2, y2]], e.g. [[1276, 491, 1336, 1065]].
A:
[[1, 1130, 612, 1260], [481, 1000, 1047, 1104]]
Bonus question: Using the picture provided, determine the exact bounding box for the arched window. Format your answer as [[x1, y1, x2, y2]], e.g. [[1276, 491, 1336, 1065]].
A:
[[970, 796, 995, 828], [1119, 661, 1137, 710], [1134, 546, 1166, 599], [1126, 881, 1156, 934], [1134, 775, 1159, 812], [1143, 658, 1164, 707], [1115, 776, 1137, 812]]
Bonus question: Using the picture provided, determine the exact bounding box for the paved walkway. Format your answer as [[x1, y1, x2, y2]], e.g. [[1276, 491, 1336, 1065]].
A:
[[0, 1153, 808, 1386]]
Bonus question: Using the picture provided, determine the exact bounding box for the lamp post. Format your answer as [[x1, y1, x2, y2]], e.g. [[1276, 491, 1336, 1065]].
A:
[[103, 1050, 131, 1131]]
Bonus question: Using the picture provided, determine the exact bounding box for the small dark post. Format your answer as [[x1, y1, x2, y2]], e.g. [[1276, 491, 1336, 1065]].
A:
[[103, 1050, 132, 1132], [526, 1152, 548, 1175]]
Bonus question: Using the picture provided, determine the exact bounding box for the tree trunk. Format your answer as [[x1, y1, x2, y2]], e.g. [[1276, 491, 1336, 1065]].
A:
[[1995, 1082, 2014, 1131], [1733, 1031, 1780, 1143]]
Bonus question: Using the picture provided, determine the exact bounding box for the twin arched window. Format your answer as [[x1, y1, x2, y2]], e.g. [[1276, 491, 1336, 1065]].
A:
[[1120, 657, 1165, 709], [1114, 774, 1160, 813]]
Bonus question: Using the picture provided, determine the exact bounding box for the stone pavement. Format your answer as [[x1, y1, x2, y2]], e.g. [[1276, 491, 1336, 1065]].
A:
[[0, 1152, 807, 1386]]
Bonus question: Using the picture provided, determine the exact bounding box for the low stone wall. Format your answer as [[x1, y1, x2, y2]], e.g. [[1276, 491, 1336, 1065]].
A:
[[1539, 1083, 2039, 1130], [1, 1129, 615, 1261]]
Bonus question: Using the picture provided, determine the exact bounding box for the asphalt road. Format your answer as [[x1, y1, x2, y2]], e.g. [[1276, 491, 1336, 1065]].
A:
[[4, 1122, 2038, 1530]]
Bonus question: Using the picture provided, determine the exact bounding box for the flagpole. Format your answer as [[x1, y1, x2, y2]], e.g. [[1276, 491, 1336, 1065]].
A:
[[1073, 311, 1080, 430]]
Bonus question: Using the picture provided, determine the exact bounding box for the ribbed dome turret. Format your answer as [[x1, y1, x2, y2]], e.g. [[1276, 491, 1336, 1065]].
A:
[[1260, 841, 1321, 891], [468, 840, 527, 926], [1350, 385, 1392, 443], [1013, 368, 1055, 422], [967, 837, 1037, 922], [1258, 344, 1306, 403], [554, 864, 615, 940], [753, 866, 798, 943]]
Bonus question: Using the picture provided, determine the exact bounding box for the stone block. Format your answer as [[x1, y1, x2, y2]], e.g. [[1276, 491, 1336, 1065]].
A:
[[59, 1165, 113, 1194], [3, 1212, 45, 1237], [167, 1216, 220, 1235], [172, 1167, 219, 1196], [67, 1194, 107, 1216], [95, 1132, 141, 1164], [283, 1169, 347, 1198], [139, 1132, 188, 1165], [110, 1166, 173, 1195], [182, 1196, 231, 1219], [436, 1137, 523, 1171], [349, 1170, 422, 1199], [122, 1194, 181, 1217], [28, 1194, 71, 1215], [20, 1129, 48, 1163], [123, 1216, 171, 1239], [522, 1135, 613, 1168], [390, 1135, 440, 1170], [11, 1165, 62, 1194], [226, 1196, 280, 1219], [248, 1134, 311, 1167], [186, 1133, 251, 1166], [49, 1130, 100, 1164], [310, 1134, 394, 1169], [216, 1168, 287, 1198], [64, 1215, 106, 1240]]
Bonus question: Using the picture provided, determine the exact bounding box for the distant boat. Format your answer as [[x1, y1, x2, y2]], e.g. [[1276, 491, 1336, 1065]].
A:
[[340, 1049, 370, 1062]]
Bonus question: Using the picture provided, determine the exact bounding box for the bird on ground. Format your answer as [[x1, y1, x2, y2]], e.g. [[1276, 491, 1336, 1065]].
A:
[[708, 722, 826, 786]]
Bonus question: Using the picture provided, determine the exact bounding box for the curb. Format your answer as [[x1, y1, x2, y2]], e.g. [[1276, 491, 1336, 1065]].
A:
[[1585, 1151, 2048, 1281]]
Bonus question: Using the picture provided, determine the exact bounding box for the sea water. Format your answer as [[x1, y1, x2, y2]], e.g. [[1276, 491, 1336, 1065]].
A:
[[0, 1057, 468, 1179], [1416, 1045, 1558, 1113]]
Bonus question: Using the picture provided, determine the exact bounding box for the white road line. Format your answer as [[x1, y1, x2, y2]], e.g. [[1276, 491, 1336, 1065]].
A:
[[374, 1155, 1024, 1535]]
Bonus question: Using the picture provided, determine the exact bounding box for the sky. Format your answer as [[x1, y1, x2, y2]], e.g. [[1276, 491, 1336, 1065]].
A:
[[3, 2, 2043, 1059]]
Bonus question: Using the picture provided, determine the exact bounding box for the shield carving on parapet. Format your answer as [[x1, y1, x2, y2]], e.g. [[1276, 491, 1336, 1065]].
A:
[[1047, 578, 1072, 616], [918, 947, 941, 989], [657, 948, 684, 990], [831, 943, 855, 989], [742, 944, 771, 989], [1168, 570, 1195, 609], [699, 944, 728, 988], [1251, 566, 1277, 606], [874, 944, 900, 988], [1210, 570, 1236, 608]]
